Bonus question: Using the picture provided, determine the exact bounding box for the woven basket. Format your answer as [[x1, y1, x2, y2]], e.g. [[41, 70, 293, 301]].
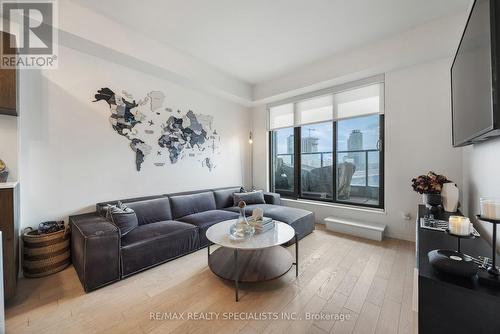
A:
[[22, 225, 71, 278]]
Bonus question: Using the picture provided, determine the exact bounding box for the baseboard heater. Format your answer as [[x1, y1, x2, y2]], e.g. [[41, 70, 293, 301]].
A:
[[324, 217, 386, 241]]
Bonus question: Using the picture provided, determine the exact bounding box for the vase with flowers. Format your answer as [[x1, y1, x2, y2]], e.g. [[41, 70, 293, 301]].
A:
[[411, 171, 451, 213]]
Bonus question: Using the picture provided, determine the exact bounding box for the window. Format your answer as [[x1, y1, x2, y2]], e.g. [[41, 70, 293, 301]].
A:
[[269, 79, 384, 209], [301, 122, 333, 200], [271, 127, 295, 194], [337, 114, 382, 206]]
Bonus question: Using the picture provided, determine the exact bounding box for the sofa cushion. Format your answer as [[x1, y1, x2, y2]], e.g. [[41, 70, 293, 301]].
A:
[[213, 187, 242, 209], [121, 221, 199, 276], [169, 192, 217, 219], [96, 195, 165, 217], [263, 192, 281, 205], [125, 197, 172, 225], [106, 201, 138, 236], [233, 190, 266, 206], [225, 203, 279, 216], [177, 210, 239, 247]]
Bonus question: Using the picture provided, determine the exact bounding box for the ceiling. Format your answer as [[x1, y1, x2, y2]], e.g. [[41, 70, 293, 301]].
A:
[[73, 0, 471, 85]]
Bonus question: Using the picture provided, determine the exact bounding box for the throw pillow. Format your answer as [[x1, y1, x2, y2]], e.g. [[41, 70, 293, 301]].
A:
[[233, 190, 266, 206], [106, 201, 139, 236]]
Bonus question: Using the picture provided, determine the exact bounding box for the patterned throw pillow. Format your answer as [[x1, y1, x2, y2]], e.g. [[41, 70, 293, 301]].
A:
[[106, 201, 138, 236], [233, 190, 266, 206]]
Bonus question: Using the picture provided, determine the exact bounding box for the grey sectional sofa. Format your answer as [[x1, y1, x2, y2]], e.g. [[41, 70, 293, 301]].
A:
[[69, 186, 315, 292]]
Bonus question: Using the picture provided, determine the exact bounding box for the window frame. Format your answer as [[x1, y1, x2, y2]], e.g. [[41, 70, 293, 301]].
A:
[[269, 114, 385, 210]]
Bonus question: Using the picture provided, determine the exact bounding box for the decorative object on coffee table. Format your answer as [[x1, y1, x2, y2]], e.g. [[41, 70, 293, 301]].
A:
[[207, 219, 297, 301], [0, 159, 8, 183], [229, 201, 255, 239], [248, 217, 275, 234], [251, 208, 264, 221], [22, 223, 71, 278]]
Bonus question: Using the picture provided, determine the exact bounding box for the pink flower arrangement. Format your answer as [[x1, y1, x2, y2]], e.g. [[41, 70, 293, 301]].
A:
[[411, 171, 451, 194]]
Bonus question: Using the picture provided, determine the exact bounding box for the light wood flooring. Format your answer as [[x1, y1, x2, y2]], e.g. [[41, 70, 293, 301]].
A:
[[6, 225, 417, 334]]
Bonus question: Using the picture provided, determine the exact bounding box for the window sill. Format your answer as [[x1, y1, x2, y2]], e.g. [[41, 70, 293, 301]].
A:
[[281, 198, 387, 215]]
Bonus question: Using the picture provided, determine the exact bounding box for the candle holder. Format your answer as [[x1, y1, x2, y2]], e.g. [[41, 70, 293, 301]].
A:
[[476, 215, 500, 276], [445, 229, 475, 253]]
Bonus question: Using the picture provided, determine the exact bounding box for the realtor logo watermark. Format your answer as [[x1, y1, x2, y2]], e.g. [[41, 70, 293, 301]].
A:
[[1, 0, 58, 69]]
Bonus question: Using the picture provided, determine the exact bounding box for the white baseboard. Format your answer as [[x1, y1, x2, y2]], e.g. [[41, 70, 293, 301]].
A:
[[324, 217, 386, 241]]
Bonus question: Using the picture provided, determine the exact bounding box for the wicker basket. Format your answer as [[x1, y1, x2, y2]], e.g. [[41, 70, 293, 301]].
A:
[[22, 225, 71, 278]]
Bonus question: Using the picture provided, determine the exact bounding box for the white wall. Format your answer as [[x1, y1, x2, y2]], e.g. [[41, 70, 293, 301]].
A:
[[462, 138, 500, 249], [0, 115, 18, 181], [18, 46, 251, 229], [59, 0, 253, 105], [252, 58, 463, 241]]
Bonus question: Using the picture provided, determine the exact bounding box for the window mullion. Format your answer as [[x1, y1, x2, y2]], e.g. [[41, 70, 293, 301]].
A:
[[379, 114, 385, 208], [332, 121, 337, 204], [268, 131, 274, 193], [294, 126, 301, 199]]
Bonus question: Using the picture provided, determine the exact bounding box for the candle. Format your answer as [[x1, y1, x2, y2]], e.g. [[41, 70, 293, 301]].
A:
[[480, 198, 500, 220], [449, 216, 471, 236]]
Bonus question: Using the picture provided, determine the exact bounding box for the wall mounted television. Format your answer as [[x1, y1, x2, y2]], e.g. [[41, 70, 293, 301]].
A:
[[451, 0, 500, 147]]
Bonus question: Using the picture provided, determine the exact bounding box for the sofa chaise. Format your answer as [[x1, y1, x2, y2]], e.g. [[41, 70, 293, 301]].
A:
[[69, 186, 315, 292]]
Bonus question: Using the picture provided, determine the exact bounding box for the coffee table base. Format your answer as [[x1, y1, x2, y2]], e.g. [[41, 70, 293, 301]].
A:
[[208, 246, 293, 282], [208, 234, 299, 302]]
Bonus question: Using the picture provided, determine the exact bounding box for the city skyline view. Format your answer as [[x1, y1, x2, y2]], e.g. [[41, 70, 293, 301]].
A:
[[276, 114, 380, 154], [273, 113, 381, 203]]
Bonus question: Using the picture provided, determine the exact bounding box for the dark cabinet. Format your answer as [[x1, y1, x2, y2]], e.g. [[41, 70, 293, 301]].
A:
[[417, 205, 500, 334], [0, 31, 17, 116], [0, 183, 19, 300]]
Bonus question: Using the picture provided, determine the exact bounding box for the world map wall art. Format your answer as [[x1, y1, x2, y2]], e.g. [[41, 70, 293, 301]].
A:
[[93, 87, 220, 172]]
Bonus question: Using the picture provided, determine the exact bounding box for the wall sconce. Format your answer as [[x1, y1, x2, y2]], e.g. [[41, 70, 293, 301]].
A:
[[248, 131, 253, 144]]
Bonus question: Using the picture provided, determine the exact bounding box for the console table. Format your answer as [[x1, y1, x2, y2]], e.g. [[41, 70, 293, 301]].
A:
[[417, 205, 500, 334]]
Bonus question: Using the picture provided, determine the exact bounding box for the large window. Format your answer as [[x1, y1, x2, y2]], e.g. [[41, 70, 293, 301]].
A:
[[269, 80, 384, 209], [271, 127, 295, 194], [301, 122, 333, 200]]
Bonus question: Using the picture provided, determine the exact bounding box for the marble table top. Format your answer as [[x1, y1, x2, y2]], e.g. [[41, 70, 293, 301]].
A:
[[206, 219, 295, 250]]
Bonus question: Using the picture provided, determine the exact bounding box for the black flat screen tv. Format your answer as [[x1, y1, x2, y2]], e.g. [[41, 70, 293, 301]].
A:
[[451, 0, 500, 147]]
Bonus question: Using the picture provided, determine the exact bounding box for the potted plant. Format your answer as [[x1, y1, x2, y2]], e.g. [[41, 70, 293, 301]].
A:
[[411, 171, 451, 209]]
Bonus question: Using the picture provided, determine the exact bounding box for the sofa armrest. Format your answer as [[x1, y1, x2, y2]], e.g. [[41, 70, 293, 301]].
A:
[[70, 213, 121, 292], [263, 192, 281, 205]]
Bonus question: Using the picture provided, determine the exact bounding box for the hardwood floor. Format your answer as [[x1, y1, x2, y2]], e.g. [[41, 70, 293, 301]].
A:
[[5, 225, 417, 334]]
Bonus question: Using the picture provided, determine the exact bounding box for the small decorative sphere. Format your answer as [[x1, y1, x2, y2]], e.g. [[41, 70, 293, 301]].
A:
[[0, 160, 5, 172]]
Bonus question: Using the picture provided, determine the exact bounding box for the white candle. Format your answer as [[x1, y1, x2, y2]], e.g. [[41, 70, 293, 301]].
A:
[[480, 198, 500, 220], [449, 216, 471, 236]]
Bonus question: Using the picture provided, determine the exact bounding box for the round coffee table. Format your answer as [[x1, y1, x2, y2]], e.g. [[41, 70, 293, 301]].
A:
[[206, 219, 298, 302]]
